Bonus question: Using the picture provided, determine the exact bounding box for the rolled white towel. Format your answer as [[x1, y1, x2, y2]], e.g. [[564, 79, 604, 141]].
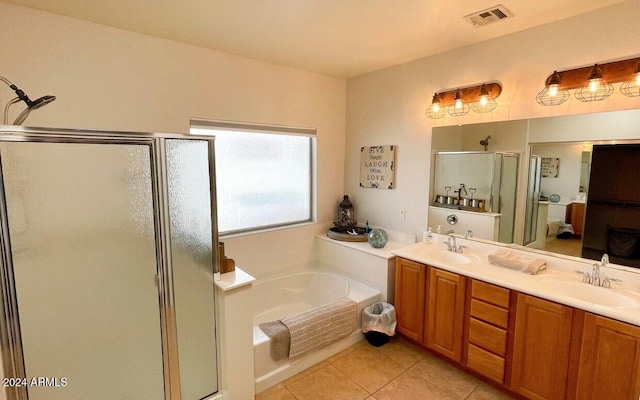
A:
[[488, 249, 546, 275]]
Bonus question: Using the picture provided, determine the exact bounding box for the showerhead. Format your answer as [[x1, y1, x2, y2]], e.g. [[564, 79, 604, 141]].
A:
[[479, 135, 491, 151], [1, 75, 56, 125], [28, 95, 56, 110]]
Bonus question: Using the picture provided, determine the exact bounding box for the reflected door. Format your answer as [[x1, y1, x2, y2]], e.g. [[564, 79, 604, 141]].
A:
[[0, 141, 165, 400]]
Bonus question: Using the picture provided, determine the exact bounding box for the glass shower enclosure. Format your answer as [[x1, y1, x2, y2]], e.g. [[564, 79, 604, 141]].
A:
[[0, 127, 219, 400]]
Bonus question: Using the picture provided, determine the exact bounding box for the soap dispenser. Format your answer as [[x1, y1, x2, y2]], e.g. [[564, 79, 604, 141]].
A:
[[424, 227, 433, 243]]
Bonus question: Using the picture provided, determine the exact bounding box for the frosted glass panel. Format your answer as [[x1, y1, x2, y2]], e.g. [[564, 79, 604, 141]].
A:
[[166, 139, 218, 398], [0, 142, 164, 400], [209, 129, 312, 233]]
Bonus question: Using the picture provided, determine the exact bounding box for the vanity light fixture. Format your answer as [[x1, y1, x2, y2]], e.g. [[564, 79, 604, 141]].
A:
[[574, 64, 613, 102], [536, 57, 640, 106], [425, 82, 502, 119], [471, 84, 498, 113], [535, 71, 570, 106], [425, 93, 446, 119], [620, 62, 640, 98], [448, 89, 471, 117]]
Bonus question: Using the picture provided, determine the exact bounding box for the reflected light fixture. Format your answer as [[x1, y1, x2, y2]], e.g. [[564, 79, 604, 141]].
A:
[[0, 76, 56, 125], [620, 62, 640, 97], [536, 57, 640, 106], [426, 82, 502, 119]]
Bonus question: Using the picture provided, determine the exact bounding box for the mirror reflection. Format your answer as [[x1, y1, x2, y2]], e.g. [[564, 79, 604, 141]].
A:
[[431, 109, 640, 270]]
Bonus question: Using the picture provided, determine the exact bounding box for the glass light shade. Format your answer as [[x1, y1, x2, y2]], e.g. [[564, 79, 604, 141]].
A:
[[425, 93, 445, 119]]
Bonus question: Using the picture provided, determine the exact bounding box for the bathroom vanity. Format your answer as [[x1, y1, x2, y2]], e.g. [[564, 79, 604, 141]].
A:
[[392, 237, 640, 400]]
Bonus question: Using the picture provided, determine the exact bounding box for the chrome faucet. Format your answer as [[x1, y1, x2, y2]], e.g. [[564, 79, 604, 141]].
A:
[[465, 230, 473, 239], [446, 234, 457, 252], [590, 263, 601, 286], [578, 253, 622, 288]]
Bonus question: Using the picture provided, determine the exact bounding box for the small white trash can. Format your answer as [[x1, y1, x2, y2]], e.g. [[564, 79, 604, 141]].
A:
[[361, 302, 396, 347]]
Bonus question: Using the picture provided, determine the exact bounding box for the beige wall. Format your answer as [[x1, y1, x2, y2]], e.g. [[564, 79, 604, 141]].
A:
[[346, 0, 640, 241], [0, 2, 347, 278]]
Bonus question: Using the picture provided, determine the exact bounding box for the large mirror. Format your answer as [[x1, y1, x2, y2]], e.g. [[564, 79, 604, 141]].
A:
[[431, 108, 640, 270]]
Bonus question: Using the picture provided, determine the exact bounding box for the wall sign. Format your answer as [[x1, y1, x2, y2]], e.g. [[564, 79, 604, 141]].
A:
[[360, 145, 395, 189], [541, 157, 560, 178]]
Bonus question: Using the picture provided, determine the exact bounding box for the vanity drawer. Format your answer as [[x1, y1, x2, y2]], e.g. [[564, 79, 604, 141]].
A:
[[470, 299, 509, 329], [468, 317, 507, 356], [471, 280, 510, 308], [467, 343, 505, 384]]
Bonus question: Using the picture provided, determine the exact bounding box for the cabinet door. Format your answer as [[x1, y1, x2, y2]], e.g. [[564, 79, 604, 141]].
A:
[[425, 267, 467, 362], [511, 294, 573, 400], [394, 258, 426, 342], [575, 314, 640, 400]]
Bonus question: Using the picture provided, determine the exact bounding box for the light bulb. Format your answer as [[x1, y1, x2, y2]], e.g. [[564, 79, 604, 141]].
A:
[[635, 72, 640, 86], [432, 103, 440, 113], [548, 84, 558, 97], [589, 78, 600, 93], [455, 98, 463, 109], [479, 95, 488, 106]]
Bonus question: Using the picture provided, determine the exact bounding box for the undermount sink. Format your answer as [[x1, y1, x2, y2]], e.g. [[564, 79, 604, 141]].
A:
[[537, 276, 640, 309], [405, 246, 482, 265]]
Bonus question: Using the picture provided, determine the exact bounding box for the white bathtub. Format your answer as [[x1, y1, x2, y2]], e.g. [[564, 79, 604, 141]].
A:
[[252, 269, 381, 394]]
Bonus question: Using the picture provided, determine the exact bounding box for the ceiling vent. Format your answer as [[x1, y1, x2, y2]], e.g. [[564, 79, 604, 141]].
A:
[[463, 5, 513, 27]]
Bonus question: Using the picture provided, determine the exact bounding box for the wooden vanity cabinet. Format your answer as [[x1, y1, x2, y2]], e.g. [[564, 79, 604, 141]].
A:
[[511, 293, 574, 400], [394, 257, 640, 400], [425, 267, 466, 361], [464, 280, 512, 384], [566, 202, 585, 235], [394, 257, 426, 342], [573, 313, 640, 400]]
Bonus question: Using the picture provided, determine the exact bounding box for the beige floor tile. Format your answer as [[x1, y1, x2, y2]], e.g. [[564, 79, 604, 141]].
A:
[[281, 360, 330, 387], [466, 381, 516, 400], [255, 386, 298, 400], [287, 364, 369, 400], [372, 336, 426, 369], [374, 370, 456, 400], [256, 383, 286, 399], [410, 353, 480, 399], [332, 345, 406, 393], [327, 340, 366, 363]]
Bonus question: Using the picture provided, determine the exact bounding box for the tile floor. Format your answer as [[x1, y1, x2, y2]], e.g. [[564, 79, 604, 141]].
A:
[[255, 336, 516, 400]]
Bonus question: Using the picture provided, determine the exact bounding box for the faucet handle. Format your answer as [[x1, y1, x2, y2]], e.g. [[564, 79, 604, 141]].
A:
[[457, 245, 467, 253], [601, 276, 622, 288], [575, 269, 592, 284]]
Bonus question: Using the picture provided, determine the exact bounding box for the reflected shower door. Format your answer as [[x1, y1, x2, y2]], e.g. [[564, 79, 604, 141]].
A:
[[0, 141, 165, 400]]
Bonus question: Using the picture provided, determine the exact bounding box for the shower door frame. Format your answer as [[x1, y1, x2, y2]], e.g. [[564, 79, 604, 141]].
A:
[[0, 126, 219, 400]]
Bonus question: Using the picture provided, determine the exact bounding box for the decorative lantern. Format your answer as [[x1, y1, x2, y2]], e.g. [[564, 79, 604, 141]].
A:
[[336, 195, 357, 227]]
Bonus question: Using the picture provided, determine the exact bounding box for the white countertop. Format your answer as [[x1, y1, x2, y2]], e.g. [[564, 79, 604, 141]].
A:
[[391, 237, 640, 326], [316, 233, 409, 260], [214, 267, 255, 292]]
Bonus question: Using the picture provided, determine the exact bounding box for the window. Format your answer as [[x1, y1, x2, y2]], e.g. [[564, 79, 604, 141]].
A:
[[191, 120, 315, 235]]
